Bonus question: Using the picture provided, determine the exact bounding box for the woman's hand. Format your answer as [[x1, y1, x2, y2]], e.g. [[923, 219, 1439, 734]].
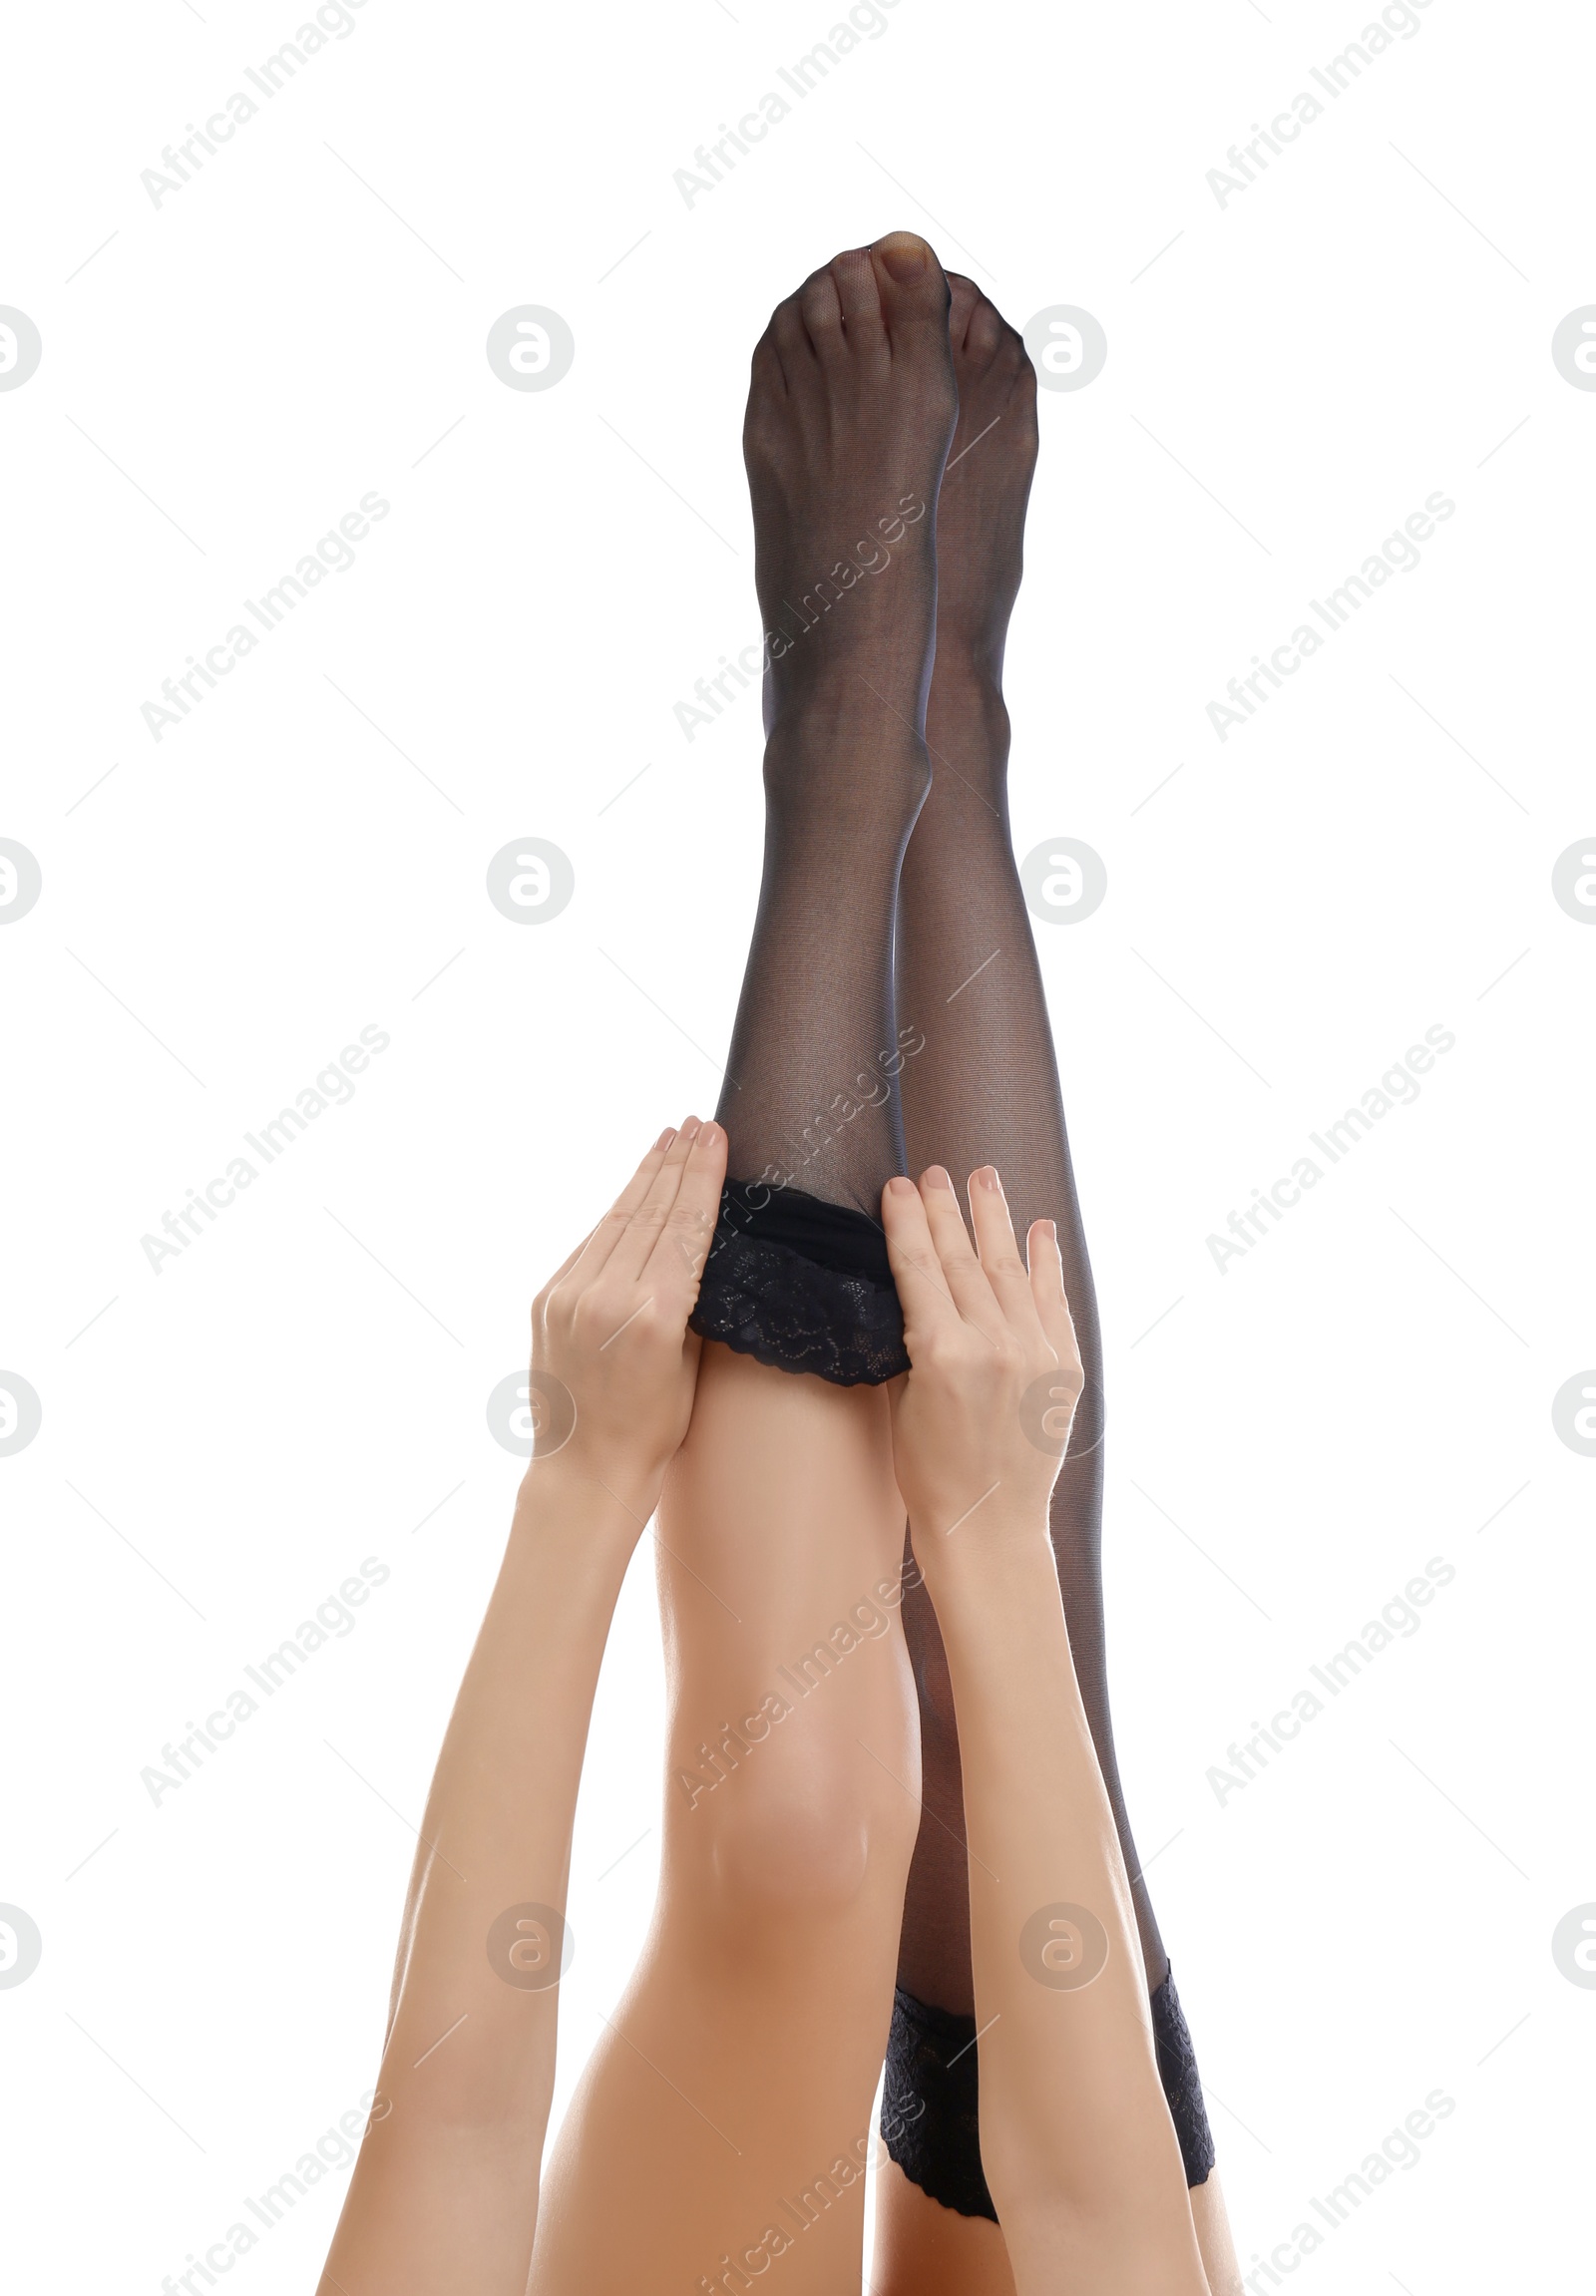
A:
[[525, 1117, 727, 1530], [880, 1164, 1083, 1578]]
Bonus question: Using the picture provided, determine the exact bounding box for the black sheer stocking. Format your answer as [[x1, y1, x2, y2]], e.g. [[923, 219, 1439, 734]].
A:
[[892, 671, 1169, 2001], [691, 247, 1214, 2211]]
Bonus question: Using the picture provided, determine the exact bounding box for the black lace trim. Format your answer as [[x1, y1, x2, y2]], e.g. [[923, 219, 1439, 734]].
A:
[[881, 1986, 997, 2220], [688, 1179, 909, 1386], [881, 1971, 1214, 2221], [1151, 1969, 1216, 2186]]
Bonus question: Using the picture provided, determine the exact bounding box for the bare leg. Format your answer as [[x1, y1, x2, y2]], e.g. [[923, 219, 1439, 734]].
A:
[[878, 276, 1243, 2296], [316, 1125, 730, 2296], [530, 231, 959, 2293]]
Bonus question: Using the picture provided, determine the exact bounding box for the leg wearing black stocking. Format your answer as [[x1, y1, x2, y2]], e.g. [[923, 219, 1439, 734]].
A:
[[690, 234, 959, 1380], [881, 278, 1231, 2284]]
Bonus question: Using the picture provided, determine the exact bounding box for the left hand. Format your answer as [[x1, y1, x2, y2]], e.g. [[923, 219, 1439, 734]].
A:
[[880, 1164, 1083, 1582], [525, 1117, 728, 1528]]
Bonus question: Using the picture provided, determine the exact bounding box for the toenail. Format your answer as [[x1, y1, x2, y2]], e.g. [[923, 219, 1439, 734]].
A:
[[877, 231, 930, 281]]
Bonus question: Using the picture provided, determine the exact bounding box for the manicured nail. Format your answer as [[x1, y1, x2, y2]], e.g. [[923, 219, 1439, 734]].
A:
[[922, 1165, 954, 1191], [698, 1120, 722, 1148], [679, 1116, 702, 1142], [654, 1127, 676, 1151], [975, 1165, 1001, 1192], [887, 1175, 916, 1198]]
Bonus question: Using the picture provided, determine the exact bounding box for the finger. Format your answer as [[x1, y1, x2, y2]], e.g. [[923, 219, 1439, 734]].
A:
[[880, 1175, 961, 1339], [604, 1118, 703, 1286], [967, 1167, 1049, 1339], [1027, 1219, 1083, 1377], [919, 1167, 1006, 1340], [642, 1117, 728, 1297], [560, 1128, 678, 1285]]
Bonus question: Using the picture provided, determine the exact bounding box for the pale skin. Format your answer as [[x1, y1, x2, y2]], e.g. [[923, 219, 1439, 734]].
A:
[[320, 226, 1245, 2296], [317, 1117, 733, 2295], [877, 1167, 1211, 2295], [317, 1135, 1218, 2295]]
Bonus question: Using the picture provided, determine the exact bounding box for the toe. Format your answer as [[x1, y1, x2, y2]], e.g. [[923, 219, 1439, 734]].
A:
[[799, 264, 849, 362], [828, 244, 887, 341], [770, 292, 816, 390], [748, 325, 786, 402], [867, 229, 950, 336], [966, 293, 1004, 363], [946, 271, 981, 350]]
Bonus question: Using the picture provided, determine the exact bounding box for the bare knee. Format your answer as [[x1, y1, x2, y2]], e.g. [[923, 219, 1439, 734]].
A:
[[673, 1711, 919, 1926]]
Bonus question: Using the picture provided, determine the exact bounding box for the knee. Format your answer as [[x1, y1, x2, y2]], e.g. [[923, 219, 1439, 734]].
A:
[[675, 1709, 919, 1923]]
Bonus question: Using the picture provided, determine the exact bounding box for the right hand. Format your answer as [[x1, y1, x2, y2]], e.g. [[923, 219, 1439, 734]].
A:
[[879, 1164, 1083, 1574], [525, 1118, 727, 1530]]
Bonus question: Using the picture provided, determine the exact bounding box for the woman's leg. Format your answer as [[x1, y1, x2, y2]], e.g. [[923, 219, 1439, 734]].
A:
[[876, 278, 1243, 2294], [529, 232, 959, 2294]]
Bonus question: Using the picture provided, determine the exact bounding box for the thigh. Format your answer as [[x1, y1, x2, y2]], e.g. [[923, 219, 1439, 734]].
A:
[[656, 1339, 922, 1911], [529, 1345, 922, 2296]]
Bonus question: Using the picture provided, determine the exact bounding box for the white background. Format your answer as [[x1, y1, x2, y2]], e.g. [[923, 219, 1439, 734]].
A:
[[2, 0, 1592, 2288]]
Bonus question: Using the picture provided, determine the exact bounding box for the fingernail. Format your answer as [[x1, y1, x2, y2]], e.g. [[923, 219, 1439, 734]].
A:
[[679, 1116, 702, 1142], [1044, 1218, 1058, 1242], [975, 1165, 1000, 1192], [697, 1120, 721, 1148], [887, 1175, 916, 1198], [654, 1127, 676, 1151], [922, 1165, 954, 1191]]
